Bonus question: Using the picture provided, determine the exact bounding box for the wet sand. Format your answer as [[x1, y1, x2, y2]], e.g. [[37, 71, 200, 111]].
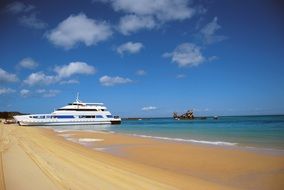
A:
[[0, 123, 283, 190]]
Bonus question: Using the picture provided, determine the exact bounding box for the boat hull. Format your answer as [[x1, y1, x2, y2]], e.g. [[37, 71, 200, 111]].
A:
[[14, 116, 121, 126], [17, 121, 112, 126]]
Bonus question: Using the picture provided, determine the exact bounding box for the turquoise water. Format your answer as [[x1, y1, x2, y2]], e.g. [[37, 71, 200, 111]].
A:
[[53, 115, 284, 151]]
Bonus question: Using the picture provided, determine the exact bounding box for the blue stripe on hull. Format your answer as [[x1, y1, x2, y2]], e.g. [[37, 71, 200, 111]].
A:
[[19, 121, 112, 126]]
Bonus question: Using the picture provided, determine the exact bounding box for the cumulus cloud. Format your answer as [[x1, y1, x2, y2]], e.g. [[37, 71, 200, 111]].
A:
[[0, 88, 16, 95], [136, 69, 146, 76], [200, 17, 227, 44], [176, 74, 186, 78], [59, 79, 79, 85], [20, 89, 30, 97], [97, 0, 195, 34], [117, 41, 144, 55], [5, 1, 35, 14], [20, 88, 60, 97], [23, 62, 95, 86], [23, 72, 59, 86], [55, 62, 96, 78], [163, 43, 205, 67], [46, 13, 112, 49], [118, 14, 155, 35], [36, 89, 60, 97], [208, 56, 218, 62], [18, 13, 48, 29], [0, 68, 18, 83], [142, 106, 157, 111], [99, 0, 195, 21], [99, 75, 132, 86], [19, 57, 38, 69], [5, 2, 46, 30]]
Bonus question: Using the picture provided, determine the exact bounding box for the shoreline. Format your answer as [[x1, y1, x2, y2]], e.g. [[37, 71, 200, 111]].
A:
[[1, 123, 284, 189], [53, 127, 284, 156]]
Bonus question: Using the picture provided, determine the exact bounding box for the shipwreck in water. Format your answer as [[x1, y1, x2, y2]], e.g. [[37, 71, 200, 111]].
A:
[[173, 110, 194, 120], [173, 110, 218, 120]]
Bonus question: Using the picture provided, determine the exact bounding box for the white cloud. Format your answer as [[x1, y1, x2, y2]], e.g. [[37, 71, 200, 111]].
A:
[[5, 1, 35, 14], [99, 75, 132, 86], [36, 89, 46, 93], [100, 0, 195, 21], [19, 57, 38, 69], [23, 72, 59, 86], [23, 62, 95, 86], [136, 69, 146, 76], [176, 74, 186, 78], [98, 0, 195, 34], [18, 13, 48, 29], [59, 79, 79, 85], [142, 106, 157, 111], [20, 88, 59, 97], [55, 62, 96, 78], [117, 41, 144, 55], [36, 89, 60, 98], [5, 2, 47, 30], [0, 88, 16, 95], [118, 14, 155, 35], [163, 43, 205, 67], [0, 68, 18, 83], [20, 89, 30, 97], [208, 56, 218, 62], [200, 17, 227, 44], [46, 13, 112, 49]]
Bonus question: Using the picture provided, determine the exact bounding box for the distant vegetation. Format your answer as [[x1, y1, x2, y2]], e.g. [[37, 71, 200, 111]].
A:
[[0, 112, 25, 119]]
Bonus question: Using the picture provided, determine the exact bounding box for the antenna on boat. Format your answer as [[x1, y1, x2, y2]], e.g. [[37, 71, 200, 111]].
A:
[[76, 92, 80, 102]]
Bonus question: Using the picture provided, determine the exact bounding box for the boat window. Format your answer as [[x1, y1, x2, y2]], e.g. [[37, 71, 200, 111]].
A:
[[106, 115, 113, 118], [87, 115, 96, 118], [57, 108, 98, 111], [79, 115, 96, 118], [96, 115, 103, 118], [57, 115, 74, 119]]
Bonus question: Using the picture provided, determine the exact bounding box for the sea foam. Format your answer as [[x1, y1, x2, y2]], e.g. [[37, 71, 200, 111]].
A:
[[78, 138, 104, 142], [132, 134, 237, 146]]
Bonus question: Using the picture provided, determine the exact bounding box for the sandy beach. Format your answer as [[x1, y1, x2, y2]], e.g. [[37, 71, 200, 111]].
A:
[[0, 123, 283, 190]]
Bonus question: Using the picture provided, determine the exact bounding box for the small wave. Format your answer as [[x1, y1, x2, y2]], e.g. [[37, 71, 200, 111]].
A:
[[78, 138, 104, 142], [132, 134, 237, 146], [54, 129, 71, 133], [54, 129, 115, 134], [94, 147, 107, 151], [65, 137, 77, 143], [58, 133, 74, 138], [242, 146, 284, 155]]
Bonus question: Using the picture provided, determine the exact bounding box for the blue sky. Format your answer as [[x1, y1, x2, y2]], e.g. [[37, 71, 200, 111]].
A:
[[0, 0, 283, 117]]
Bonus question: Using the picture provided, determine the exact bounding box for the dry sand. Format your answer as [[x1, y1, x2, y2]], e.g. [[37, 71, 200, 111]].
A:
[[0, 123, 283, 190]]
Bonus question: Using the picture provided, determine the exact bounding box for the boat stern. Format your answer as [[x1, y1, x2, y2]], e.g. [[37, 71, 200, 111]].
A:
[[13, 115, 29, 126], [13, 115, 21, 125]]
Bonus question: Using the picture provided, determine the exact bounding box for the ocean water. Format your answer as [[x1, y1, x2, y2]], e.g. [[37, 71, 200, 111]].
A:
[[52, 115, 284, 152]]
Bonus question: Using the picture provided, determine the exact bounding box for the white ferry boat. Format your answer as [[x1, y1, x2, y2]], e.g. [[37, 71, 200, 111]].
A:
[[13, 95, 121, 126]]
